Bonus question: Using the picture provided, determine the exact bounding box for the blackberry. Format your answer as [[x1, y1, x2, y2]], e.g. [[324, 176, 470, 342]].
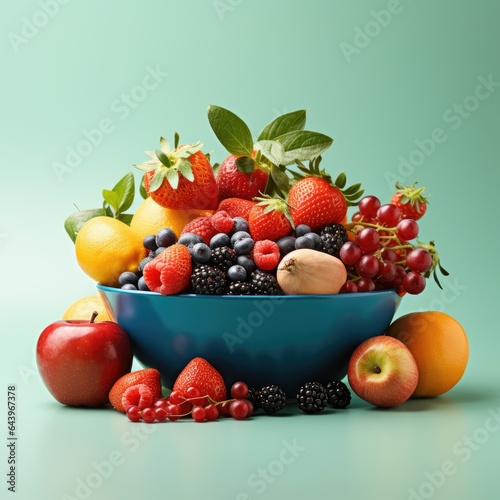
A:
[[246, 387, 261, 411], [210, 246, 237, 272], [227, 281, 254, 295], [250, 269, 280, 295], [191, 265, 228, 295], [320, 224, 348, 257], [258, 385, 287, 415], [325, 380, 351, 409], [297, 382, 328, 413]]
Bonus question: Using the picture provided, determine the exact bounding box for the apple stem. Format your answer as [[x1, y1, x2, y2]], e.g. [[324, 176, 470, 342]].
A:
[[373, 364, 382, 374], [90, 311, 99, 323]]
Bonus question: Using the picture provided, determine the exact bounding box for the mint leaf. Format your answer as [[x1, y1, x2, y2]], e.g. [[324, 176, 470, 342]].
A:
[[270, 165, 290, 194], [64, 208, 106, 243], [235, 156, 255, 174], [207, 105, 253, 156], [276, 130, 333, 165], [257, 110, 306, 141], [102, 189, 120, 212], [254, 140, 284, 166], [118, 213, 133, 225], [111, 172, 135, 213]]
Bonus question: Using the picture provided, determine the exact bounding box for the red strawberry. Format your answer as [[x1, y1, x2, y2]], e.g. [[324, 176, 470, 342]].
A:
[[109, 368, 162, 413], [217, 197, 256, 220], [143, 243, 192, 295], [181, 215, 218, 244], [288, 177, 348, 231], [248, 197, 293, 242], [135, 137, 219, 210], [216, 154, 269, 201], [172, 357, 227, 403], [390, 182, 428, 220]]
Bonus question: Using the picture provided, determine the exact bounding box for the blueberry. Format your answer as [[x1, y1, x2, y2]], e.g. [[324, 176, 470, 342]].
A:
[[227, 264, 247, 282], [304, 232, 322, 249], [295, 235, 316, 250], [178, 232, 204, 248], [236, 255, 256, 275], [118, 271, 139, 287], [138, 256, 154, 272], [231, 230, 251, 247], [138, 276, 150, 291], [121, 283, 137, 290], [232, 217, 249, 234], [154, 246, 167, 256], [156, 228, 177, 248], [295, 224, 312, 237], [277, 236, 296, 257], [210, 233, 231, 249], [191, 242, 212, 263], [233, 237, 255, 256], [143, 234, 158, 251]]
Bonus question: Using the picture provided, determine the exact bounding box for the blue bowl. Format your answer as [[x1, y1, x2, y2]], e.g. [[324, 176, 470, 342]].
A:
[[97, 285, 402, 396]]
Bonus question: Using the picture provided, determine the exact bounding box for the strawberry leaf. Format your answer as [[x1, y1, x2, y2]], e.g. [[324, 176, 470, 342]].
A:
[[235, 156, 255, 174], [166, 168, 180, 189], [177, 159, 194, 182], [276, 130, 333, 165], [257, 110, 306, 141], [156, 148, 172, 167], [207, 105, 254, 156], [335, 172, 347, 189], [254, 140, 284, 166], [64, 208, 106, 243], [149, 169, 165, 192]]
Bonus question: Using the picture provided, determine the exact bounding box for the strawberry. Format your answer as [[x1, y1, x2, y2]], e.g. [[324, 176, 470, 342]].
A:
[[109, 368, 162, 413], [216, 154, 269, 201], [135, 136, 218, 211], [248, 197, 293, 242], [143, 243, 192, 295], [390, 182, 428, 220], [172, 357, 227, 403], [217, 197, 256, 220], [288, 177, 348, 231]]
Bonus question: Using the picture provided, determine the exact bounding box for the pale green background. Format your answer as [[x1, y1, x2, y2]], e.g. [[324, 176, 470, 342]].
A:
[[1, 0, 499, 499]]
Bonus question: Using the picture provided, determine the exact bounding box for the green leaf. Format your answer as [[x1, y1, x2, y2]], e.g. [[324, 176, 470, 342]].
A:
[[102, 189, 120, 212], [335, 172, 347, 189], [207, 105, 254, 156], [257, 110, 306, 141], [254, 140, 284, 166], [111, 172, 135, 213], [166, 168, 179, 189], [64, 208, 106, 243], [270, 165, 290, 194], [177, 158, 194, 181], [342, 183, 363, 195], [149, 169, 165, 192], [140, 175, 148, 199], [276, 130, 333, 165], [118, 213, 133, 225], [160, 136, 170, 154], [155, 148, 172, 167], [235, 156, 255, 174]]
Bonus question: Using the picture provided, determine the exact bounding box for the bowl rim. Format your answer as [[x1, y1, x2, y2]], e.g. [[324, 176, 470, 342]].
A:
[[96, 284, 401, 300]]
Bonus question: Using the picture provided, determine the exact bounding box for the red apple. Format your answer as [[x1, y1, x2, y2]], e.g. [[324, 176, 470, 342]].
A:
[[36, 312, 133, 407], [347, 335, 419, 408]]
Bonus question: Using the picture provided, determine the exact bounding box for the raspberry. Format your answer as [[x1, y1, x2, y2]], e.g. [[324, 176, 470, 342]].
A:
[[181, 216, 218, 244], [121, 384, 155, 411], [211, 210, 234, 234], [253, 240, 280, 271]]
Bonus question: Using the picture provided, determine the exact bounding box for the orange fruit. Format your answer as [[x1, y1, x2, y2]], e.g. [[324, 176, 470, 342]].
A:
[[75, 216, 147, 287], [62, 295, 112, 322], [386, 311, 469, 398], [130, 196, 214, 241]]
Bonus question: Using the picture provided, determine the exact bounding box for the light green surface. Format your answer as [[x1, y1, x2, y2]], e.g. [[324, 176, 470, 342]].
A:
[[1, 1, 499, 499]]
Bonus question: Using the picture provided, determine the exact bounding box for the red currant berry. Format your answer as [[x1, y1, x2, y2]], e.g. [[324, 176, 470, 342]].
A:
[[231, 381, 249, 400], [154, 399, 168, 410], [396, 219, 419, 241], [359, 195, 381, 219], [402, 271, 426, 294], [167, 404, 181, 421], [126, 406, 141, 422], [356, 227, 380, 253], [230, 399, 250, 420], [155, 407, 168, 422], [406, 248, 432, 272], [355, 254, 380, 279], [381, 247, 398, 262], [168, 391, 185, 405], [191, 406, 207, 422], [186, 386, 208, 406], [377, 204, 401, 227], [205, 404, 219, 421], [244, 399, 254, 418], [218, 401, 232, 417], [339, 241, 362, 266], [339, 281, 358, 293], [141, 407, 156, 423], [351, 211, 363, 222]]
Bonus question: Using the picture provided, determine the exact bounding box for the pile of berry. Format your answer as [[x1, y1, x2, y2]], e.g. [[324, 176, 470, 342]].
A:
[[122, 380, 351, 423]]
